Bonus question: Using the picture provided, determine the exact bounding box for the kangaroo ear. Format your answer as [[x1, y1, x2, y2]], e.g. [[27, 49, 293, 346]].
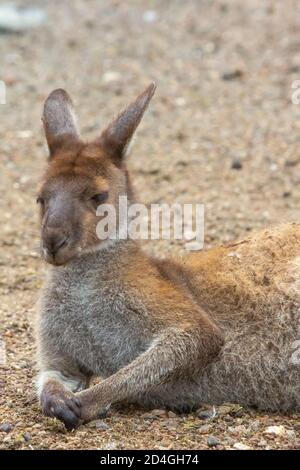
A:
[[42, 89, 80, 156], [98, 82, 156, 162]]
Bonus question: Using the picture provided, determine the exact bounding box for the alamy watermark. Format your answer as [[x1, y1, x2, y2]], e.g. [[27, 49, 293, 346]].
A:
[[96, 196, 204, 251]]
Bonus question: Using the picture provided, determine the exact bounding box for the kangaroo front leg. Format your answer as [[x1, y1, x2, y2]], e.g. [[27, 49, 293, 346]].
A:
[[77, 323, 224, 424], [37, 369, 89, 430]]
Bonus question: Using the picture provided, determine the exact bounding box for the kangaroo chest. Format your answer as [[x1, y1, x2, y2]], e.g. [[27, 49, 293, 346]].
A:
[[42, 271, 150, 377]]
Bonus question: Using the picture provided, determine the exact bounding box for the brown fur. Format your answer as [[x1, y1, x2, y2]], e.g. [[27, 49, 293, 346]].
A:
[[35, 85, 300, 430]]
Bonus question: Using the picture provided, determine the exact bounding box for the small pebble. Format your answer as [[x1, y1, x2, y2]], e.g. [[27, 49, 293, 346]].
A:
[[228, 424, 247, 435], [175, 97, 186, 107], [198, 407, 216, 420], [285, 159, 299, 167], [102, 71, 120, 84], [150, 409, 167, 417], [223, 415, 233, 422], [95, 420, 110, 431], [143, 10, 158, 23], [233, 442, 252, 450], [198, 424, 213, 434], [141, 409, 167, 419], [0, 423, 13, 433], [231, 159, 243, 170], [23, 432, 31, 442], [270, 163, 278, 171], [224, 437, 235, 445], [102, 440, 118, 450], [265, 425, 286, 436], [286, 429, 296, 439], [222, 69, 244, 81], [207, 436, 220, 447]]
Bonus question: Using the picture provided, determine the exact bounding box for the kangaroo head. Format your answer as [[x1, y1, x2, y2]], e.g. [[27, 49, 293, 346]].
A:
[[37, 83, 156, 266]]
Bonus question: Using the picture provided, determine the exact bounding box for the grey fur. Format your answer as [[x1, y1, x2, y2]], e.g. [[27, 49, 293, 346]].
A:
[[36, 234, 300, 422]]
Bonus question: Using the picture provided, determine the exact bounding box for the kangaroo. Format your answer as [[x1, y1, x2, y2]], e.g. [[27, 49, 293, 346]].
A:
[[36, 83, 300, 430]]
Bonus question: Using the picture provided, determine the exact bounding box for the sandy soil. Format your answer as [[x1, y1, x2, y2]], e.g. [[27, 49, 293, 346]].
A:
[[0, 0, 300, 450]]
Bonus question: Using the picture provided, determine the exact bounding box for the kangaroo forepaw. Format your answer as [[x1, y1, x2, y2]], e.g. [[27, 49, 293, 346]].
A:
[[41, 388, 82, 430]]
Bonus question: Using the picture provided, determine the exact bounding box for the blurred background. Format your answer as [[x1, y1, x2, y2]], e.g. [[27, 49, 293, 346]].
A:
[[2, 0, 300, 253], [1, 0, 300, 449]]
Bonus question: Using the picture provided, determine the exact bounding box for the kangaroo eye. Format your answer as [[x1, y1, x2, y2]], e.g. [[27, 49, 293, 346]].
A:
[[36, 196, 44, 205], [91, 192, 108, 204]]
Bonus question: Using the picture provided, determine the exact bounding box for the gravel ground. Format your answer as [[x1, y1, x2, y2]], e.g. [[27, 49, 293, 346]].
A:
[[0, 0, 300, 450]]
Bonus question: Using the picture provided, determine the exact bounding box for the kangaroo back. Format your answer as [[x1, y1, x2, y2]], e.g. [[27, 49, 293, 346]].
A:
[[159, 223, 300, 322], [169, 223, 300, 410]]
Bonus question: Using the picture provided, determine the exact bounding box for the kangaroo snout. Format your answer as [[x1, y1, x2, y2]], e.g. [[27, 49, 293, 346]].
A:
[[42, 228, 70, 265]]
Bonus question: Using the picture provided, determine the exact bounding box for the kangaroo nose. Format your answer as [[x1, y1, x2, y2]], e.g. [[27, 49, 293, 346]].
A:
[[43, 229, 68, 258]]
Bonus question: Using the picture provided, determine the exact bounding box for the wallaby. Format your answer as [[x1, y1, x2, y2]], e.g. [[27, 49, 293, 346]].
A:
[[36, 83, 300, 430]]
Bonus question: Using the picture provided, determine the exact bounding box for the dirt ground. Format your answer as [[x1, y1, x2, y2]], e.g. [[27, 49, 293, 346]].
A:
[[0, 0, 300, 450]]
